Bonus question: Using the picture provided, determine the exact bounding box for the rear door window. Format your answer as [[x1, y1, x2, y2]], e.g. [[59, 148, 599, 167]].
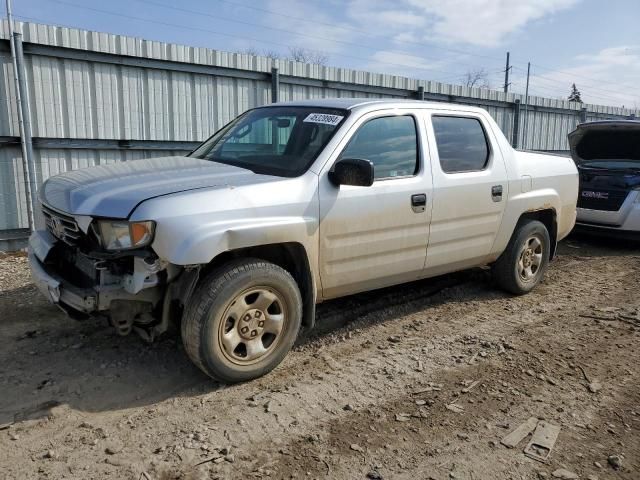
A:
[[432, 116, 490, 173]]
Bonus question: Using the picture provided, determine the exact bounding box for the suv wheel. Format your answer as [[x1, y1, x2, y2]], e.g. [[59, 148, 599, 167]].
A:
[[182, 259, 302, 382], [492, 220, 551, 295]]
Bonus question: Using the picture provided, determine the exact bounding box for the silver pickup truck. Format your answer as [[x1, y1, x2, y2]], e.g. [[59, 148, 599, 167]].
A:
[[29, 99, 578, 382]]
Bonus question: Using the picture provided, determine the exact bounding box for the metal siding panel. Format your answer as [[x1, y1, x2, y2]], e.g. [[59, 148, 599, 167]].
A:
[[64, 59, 94, 138], [94, 63, 120, 139], [194, 74, 216, 141], [69, 149, 98, 170], [5, 19, 640, 242], [147, 69, 170, 140], [39, 148, 69, 181], [0, 53, 18, 136], [30, 55, 65, 138], [171, 71, 193, 141], [234, 78, 254, 120], [0, 147, 27, 230], [216, 76, 247, 127], [121, 66, 146, 140]]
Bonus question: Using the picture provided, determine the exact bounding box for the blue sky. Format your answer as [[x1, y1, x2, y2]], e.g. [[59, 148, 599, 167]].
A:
[[6, 0, 640, 108]]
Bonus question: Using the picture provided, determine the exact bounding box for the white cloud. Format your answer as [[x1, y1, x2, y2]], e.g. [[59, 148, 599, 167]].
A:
[[526, 46, 640, 108], [366, 50, 464, 81], [256, 0, 638, 109], [412, 0, 579, 46], [347, 0, 426, 29], [370, 50, 438, 71], [352, 0, 580, 47], [264, 0, 356, 54], [392, 32, 420, 44]]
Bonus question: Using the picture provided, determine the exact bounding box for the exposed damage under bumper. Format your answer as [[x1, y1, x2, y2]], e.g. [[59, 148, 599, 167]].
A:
[[28, 229, 198, 340]]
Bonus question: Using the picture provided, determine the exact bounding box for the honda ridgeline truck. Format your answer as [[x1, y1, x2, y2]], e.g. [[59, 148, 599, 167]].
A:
[[29, 99, 579, 382]]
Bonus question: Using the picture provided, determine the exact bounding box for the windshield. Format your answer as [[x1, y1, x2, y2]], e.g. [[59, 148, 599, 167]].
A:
[[190, 107, 349, 177]]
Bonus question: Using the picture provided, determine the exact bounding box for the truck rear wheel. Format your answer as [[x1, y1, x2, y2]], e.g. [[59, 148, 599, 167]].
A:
[[492, 220, 551, 295], [181, 259, 302, 383]]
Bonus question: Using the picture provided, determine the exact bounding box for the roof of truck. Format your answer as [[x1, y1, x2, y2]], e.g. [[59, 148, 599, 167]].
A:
[[270, 98, 487, 113]]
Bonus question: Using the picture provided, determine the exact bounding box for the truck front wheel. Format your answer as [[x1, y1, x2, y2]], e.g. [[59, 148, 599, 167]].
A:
[[181, 259, 302, 382], [492, 220, 551, 295]]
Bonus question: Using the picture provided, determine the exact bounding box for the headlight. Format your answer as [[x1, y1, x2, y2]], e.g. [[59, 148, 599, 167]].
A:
[[97, 220, 155, 250]]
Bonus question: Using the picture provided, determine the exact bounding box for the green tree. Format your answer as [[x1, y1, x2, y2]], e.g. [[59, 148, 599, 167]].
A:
[[568, 83, 583, 103]]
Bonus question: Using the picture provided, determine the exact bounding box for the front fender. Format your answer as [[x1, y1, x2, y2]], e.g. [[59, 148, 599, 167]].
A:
[[157, 216, 318, 266], [127, 171, 320, 267]]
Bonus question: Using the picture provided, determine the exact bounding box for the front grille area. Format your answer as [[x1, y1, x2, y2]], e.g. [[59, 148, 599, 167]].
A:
[[577, 189, 630, 212], [42, 204, 83, 246]]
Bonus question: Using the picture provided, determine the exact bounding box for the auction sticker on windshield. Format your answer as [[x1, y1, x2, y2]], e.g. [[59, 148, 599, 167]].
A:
[[303, 113, 344, 125]]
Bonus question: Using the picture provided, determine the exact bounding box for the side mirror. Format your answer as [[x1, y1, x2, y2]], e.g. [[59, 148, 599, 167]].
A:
[[328, 158, 375, 187]]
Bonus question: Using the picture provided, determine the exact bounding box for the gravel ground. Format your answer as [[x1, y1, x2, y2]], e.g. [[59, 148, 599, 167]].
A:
[[0, 234, 639, 480]]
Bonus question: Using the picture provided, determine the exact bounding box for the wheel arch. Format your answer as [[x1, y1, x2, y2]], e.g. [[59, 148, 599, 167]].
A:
[[517, 208, 558, 259], [201, 242, 316, 329]]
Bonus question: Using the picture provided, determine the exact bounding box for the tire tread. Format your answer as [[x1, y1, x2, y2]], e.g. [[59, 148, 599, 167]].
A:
[[181, 258, 301, 381], [492, 219, 550, 295]]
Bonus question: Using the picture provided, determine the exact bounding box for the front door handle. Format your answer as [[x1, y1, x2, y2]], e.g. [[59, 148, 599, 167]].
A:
[[411, 193, 427, 213], [491, 185, 503, 202]]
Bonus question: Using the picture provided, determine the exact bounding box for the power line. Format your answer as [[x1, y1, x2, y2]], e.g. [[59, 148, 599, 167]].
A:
[[514, 78, 625, 104], [40, 0, 495, 83], [528, 86, 627, 106], [525, 75, 632, 104], [209, 0, 640, 95], [133, 0, 505, 75], [509, 71, 628, 105], [83, 0, 640, 102], [512, 65, 636, 100], [25, 2, 470, 84], [528, 62, 639, 93], [9, 10, 479, 89], [207, 0, 509, 65], [13, 12, 629, 108], [13, 1, 639, 109]]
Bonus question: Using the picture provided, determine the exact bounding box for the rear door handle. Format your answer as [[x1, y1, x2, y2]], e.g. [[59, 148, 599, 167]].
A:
[[411, 193, 427, 213], [491, 185, 503, 202]]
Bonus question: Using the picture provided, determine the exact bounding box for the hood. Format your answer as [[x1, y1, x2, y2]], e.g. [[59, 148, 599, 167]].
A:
[[569, 120, 640, 166], [40, 156, 276, 218]]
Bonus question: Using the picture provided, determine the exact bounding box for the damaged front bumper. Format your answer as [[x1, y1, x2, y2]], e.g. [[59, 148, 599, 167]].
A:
[[29, 230, 98, 315], [28, 229, 181, 335], [30, 249, 95, 315]]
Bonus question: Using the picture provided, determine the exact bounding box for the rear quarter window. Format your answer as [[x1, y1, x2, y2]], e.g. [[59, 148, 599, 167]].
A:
[[432, 116, 490, 173]]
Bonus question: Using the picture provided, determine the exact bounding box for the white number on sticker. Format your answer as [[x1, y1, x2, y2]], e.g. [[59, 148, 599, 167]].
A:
[[303, 113, 344, 126]]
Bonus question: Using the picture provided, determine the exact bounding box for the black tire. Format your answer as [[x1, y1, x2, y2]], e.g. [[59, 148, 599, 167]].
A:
[[492, 220, 551, 295], [181, 258, 302, 383]]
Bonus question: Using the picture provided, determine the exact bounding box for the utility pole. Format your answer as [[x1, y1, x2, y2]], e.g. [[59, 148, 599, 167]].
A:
[[503, 51, 511, 93], [6, 0, 36, 231], [521, 62, 530, 149]]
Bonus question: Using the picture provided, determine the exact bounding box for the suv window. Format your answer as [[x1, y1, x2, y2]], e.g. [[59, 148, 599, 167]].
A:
[[340, 115, 418, 179], [432, 116, 489, 173]]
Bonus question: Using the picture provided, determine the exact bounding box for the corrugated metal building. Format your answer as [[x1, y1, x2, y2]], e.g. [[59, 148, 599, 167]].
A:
[[1, 20, 638, 249]]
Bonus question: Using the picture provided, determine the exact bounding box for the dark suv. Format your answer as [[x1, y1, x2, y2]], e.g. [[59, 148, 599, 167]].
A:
[[570, 120, 640, 237]]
